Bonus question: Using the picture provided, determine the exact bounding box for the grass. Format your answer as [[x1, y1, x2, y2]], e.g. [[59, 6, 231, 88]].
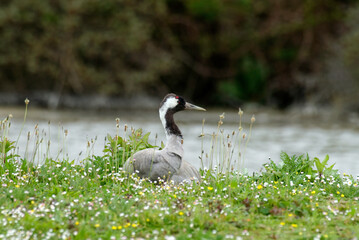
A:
[[1, 102, 359, 239]]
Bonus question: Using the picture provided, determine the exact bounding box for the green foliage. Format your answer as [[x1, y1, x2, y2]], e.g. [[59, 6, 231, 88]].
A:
[[262, 152, 340, 184], [219, 57, 269, 101], [313, 154, 336, 177], [0, 0, 355, 106], [0, 138, 19, 164], [101, 129, 156, 170], [262, 152, 311, 183], [0, 0, 176, 95], [342, 4, 359, 87], [186, 0, 222, 22]]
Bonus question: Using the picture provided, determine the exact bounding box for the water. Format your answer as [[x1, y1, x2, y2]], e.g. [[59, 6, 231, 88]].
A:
[[1, 106, 359, 176]]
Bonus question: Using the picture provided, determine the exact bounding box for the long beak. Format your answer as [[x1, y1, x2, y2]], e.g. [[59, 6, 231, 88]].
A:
[[185, 102, 206, 111]]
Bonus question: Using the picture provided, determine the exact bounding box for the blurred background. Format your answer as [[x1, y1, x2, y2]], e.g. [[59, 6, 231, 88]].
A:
[[1, 0, 359, 174], [1, 0, 359, 110]]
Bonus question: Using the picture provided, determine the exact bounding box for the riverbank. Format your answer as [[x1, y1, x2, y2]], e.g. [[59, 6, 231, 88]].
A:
[[1, 103, 359, 176]]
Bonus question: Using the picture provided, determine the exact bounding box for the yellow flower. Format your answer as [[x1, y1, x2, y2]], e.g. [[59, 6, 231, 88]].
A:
[[257, 185, 263, 190], [112, 226, 117, 230], [15, 185, 20, 188], [139, 192, 144, 195], [311, 190, 316, 195], [94, 223, 100, 228], [291, 224, 298, 228], [178, 211, 184, 216], [288, 213, 293, 217], [280, 222, 285, 226], [118, 226, 122, 229], [173, 194, 177, 198], [124, 223, 130, 228], [146, 218, 150, 222], [132, 223, 137, 228], [75, 221, 79, 226], [207, 186, 213, 191], [337, 191, 340, 194], [341, 194, 344, 197]]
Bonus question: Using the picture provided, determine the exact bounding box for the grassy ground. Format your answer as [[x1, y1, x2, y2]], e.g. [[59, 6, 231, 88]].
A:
[[1, 149, 359, 239], [1, 107, 359, 239]]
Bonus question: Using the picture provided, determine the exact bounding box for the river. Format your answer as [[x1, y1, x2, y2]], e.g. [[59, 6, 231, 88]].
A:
[[1, 106, 359, 176]]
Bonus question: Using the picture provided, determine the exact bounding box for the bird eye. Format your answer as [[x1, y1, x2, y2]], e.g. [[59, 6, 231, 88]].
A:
[[175, 96, 179, 99]]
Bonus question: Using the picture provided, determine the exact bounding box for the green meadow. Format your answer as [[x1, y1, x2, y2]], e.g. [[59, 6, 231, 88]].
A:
[[1, 103, 359, 240]]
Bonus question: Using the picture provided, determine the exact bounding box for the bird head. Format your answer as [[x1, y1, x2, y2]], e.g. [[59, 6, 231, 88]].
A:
[[159, 93, 206, 113]]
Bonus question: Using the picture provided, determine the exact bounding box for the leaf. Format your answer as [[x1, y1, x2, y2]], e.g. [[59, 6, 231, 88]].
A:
[[322, 154, 330, 166], [327, 163, 336, 170], [314, 158, 324, 173], [142, 132, 151, 143]]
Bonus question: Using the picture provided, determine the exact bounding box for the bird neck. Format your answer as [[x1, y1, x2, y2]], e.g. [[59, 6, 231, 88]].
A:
[[164, 134, 184, 160], [159, 108, 183, 140]]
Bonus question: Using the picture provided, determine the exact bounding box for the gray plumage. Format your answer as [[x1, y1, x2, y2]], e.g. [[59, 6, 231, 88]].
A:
[[123, 93, 205, 184], [124, 135, 183, 182], [170, 160, 201, 184]]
